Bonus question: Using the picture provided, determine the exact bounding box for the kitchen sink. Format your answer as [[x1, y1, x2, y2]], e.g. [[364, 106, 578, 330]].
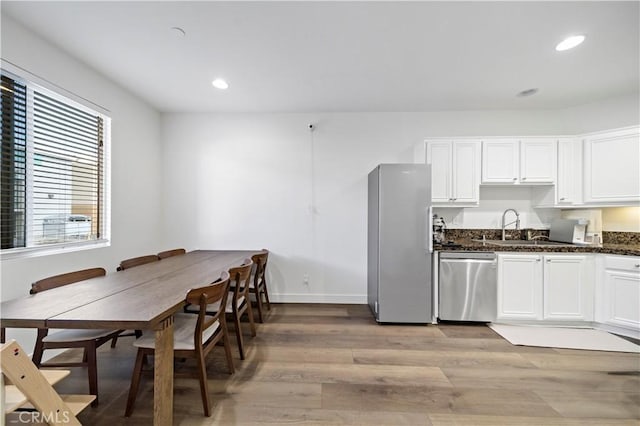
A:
[[471, 239, 577, 247]]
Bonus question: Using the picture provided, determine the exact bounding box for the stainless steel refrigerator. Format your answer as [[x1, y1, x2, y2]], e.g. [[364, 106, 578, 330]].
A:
[[367, 164, 432, 323]]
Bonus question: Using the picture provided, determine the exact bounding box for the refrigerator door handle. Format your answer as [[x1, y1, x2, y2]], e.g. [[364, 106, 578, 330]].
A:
[[427, 206, 433, 253]]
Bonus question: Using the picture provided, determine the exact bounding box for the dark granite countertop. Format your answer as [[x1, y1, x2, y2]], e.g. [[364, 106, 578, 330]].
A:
[[435, 239, 640, 256]]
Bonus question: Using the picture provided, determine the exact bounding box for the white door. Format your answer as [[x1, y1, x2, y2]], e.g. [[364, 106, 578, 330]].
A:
[[520, 139, 556, 183], [451, 141, 480, 203], [497, 254, 543, 320], [584, 127, 640, 203], [427, 141, 451, 203], [604, 270, 640, 329], [482, 139, 519, 183], [543, 255, 587, 320], [556, 138, 577, 204]]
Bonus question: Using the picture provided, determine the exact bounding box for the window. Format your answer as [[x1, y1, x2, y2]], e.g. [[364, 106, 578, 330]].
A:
[[1, 69, 110, 258]]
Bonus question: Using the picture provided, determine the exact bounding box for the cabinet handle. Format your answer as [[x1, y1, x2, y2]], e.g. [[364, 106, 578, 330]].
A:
[[536, 258, 541, 262], [513, 178, 517, 181], [635, 264, 640, 268], [451, 198, 457, 201], [560, 197, 566, 201], [522, 177, 527, 181], [546, 259, 551, 263]]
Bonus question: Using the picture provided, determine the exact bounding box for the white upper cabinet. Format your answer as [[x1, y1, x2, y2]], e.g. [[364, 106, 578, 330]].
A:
[[556, 138, 582, 205], [481, 139, 519, 183], [482, 139, 556, 184], [426, 140, 480, 206], [520, 139, 557, 183], [583, 126, 640, 204]]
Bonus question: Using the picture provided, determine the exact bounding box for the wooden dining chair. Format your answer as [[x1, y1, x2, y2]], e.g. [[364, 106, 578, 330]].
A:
[[250, 250, 271, 323], [125, 272, 234, 417], [157, 248, 186, 259], [116, 254, 160, 271], [185, 259, 256, 359], [29, 268, 123, 406], [112, 254, 161, 346]]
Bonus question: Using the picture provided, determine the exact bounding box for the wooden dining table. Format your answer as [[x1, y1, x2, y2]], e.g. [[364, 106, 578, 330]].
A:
[[0, 249, 258, 425]]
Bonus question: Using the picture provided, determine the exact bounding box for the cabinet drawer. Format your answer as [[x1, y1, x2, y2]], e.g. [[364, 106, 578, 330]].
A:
[[604, 256, 640, 272]]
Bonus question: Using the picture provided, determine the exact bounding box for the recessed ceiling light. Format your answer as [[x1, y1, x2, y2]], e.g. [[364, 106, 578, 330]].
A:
[[212, 79, 229, 90], [516, 88, 539, 97], [555, 35, 585, 51]]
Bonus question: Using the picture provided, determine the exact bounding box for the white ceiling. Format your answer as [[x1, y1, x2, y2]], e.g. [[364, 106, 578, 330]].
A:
[[2, 1, 639, 113]]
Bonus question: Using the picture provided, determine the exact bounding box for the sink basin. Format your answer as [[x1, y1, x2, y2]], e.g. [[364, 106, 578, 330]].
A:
[[471, 239, 576, 247]]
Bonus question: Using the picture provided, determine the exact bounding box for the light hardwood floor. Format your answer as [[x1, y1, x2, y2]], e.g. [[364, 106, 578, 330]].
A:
[[46, 304, 639, 425]]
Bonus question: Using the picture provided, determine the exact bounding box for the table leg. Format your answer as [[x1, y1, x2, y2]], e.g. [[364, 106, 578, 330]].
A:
[[154, 316, 174, 426]]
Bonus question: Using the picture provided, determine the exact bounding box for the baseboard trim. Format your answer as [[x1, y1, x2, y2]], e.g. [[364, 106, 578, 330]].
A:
[[270, 293, 367, 304]]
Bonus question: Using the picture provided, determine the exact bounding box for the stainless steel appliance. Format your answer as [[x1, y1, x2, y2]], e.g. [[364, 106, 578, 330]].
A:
[[439, 252, 497, 322], [549, 218, 588, 245], [367, 164, 432, 323]]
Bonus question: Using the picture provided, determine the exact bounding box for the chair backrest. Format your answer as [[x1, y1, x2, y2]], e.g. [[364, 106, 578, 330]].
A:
[[157, 248, 186, 260], [117, 255, 160, 271], [185, 272, 230, 346], [30, 268, 106, 294], [251, 250, 269, 285], [228, 259, 253, 304]]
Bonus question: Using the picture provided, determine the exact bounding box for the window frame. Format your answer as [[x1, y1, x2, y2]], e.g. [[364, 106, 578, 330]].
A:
[[1, 63, 111, 261]]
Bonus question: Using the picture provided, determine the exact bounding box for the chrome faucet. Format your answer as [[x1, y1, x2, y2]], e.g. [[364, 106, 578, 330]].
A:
[[501, 208, 520, 240]]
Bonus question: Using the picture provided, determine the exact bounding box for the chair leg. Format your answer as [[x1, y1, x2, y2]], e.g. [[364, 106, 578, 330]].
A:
[[232, 312, 245, 360], [196, 350, 211, 417], [135, 329, 143, 338], [125, 349, 146, 417], [1, 327, 5, 344], [31, 329, 48, 367], [246, 301, 257, 338], [110, 335, 119, 348], [254, 289, 264, 323], [86, 342, 99, 407], [221, 324, 235, 374], [262, 278, 271, 310]]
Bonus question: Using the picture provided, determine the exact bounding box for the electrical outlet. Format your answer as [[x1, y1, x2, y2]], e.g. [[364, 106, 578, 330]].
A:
[[303, 274, 309, 285]]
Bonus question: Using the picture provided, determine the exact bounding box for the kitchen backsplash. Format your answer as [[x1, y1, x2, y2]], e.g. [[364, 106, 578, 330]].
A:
[[602, 231, 640, 245], [444, 228, 640, 246], [444, 228, 550, 241]]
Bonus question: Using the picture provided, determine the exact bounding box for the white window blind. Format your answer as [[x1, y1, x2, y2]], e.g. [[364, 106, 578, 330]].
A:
[[1, 69, 109, 254]]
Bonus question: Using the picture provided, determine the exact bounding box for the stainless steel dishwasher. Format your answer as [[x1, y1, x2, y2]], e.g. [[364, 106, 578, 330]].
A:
[[439, 252, 497, 322]]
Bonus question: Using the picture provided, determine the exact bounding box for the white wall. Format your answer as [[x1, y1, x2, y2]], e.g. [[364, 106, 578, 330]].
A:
[[434, 187, 560, 230], [161, 110, 582, 304], [602, 207, 640, 232], [0, 16, 164, 351], [559, 93, 640, 134]]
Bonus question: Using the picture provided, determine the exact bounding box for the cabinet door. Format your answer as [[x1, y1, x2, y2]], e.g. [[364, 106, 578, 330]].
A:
[[604, 269, 640, 329], [543, 255, 589, 320], [427, 141, 452, 203], [556, 138, 579, 205], [497, 254, 543, 320], [451, 141, 480, 203], [482, 139, 519, 183], [584, 127, 640, 203], [520, 139, 556, 183]]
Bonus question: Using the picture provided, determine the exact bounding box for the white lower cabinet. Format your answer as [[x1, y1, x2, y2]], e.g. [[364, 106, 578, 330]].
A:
[[601, 255, 640, 331], [543, 255, 591, 320], [497, 254, 543, 320], [497, 253, 592, 321]]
